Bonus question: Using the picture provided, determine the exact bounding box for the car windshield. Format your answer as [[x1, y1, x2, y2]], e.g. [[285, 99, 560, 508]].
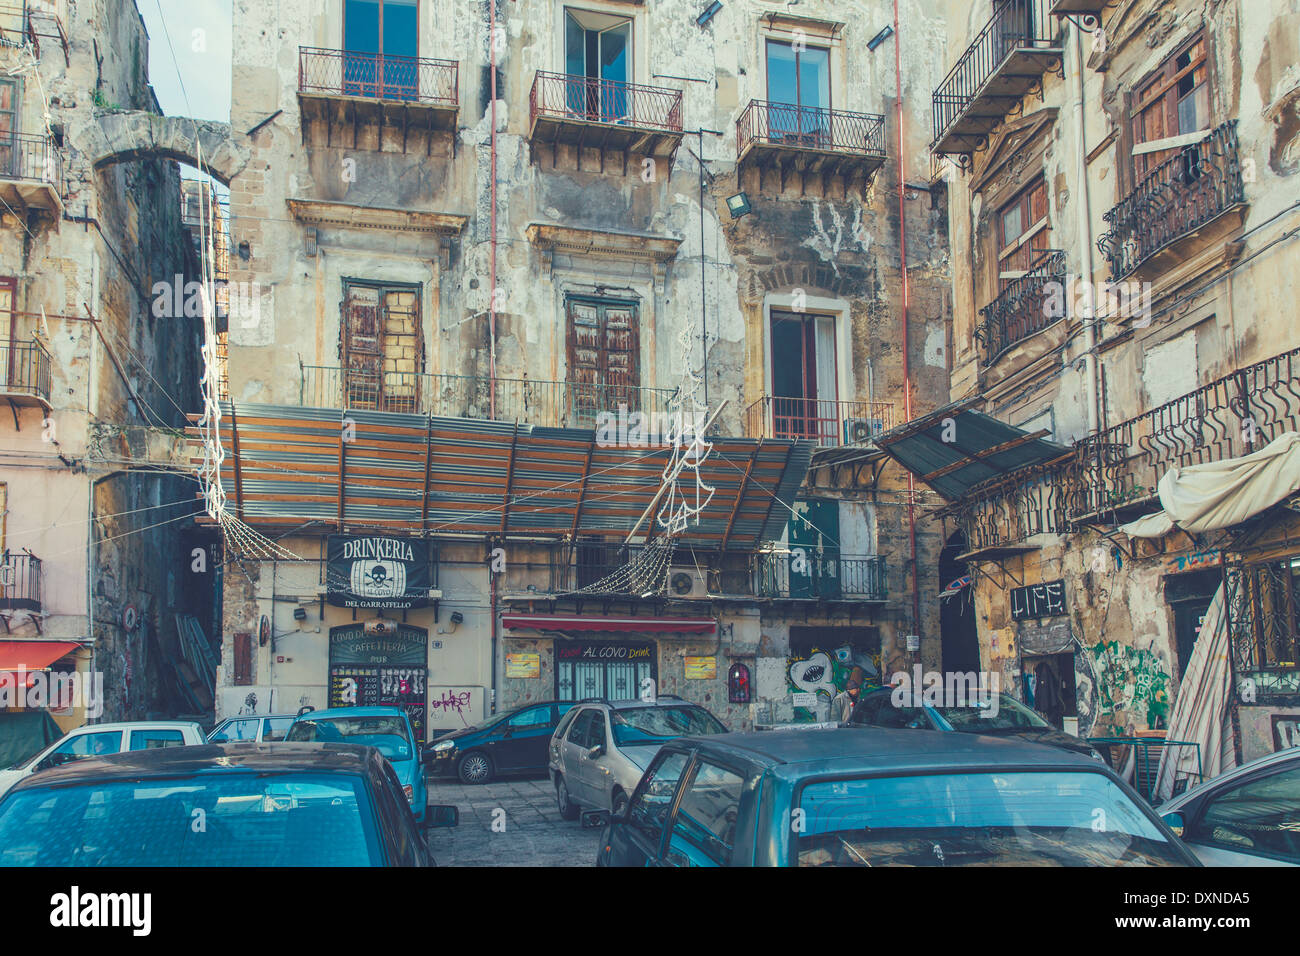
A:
[[0, 773, 382, 866], [285, 715, 412, 761], [934, 694, 1053, 733], [796, 771, 1187, 867], [610, 705, 726, 746]]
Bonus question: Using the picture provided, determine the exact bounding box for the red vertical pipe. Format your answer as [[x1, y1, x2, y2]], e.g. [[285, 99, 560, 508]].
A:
[[489, 0, 499, 419], [894, 0, 922, 647]]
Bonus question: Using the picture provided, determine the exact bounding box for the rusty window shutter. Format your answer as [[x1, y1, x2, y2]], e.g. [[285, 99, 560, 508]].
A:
[[233, 631, 252, 685], [565, 297, 640, 421]]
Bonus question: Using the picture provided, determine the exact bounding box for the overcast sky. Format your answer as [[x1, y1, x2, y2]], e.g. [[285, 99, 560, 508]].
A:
[[137, 0, 232, 124]]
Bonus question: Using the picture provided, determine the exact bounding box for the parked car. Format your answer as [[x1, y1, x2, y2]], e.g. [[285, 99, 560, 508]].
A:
[[1158, 746, 1300, 866], [285, 706, 427, 822], [549, 696, 727, 819], [208, 714, 298, 744], [848, 688, 1106, 761], [427, 700, 577, 784], [0, 720, 205, 798], [0, 742, 459, 866], [597, 727, 1200, 866]]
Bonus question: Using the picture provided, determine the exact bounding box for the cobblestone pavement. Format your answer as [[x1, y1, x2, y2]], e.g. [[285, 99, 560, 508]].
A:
[[424, 773, 602, 866]]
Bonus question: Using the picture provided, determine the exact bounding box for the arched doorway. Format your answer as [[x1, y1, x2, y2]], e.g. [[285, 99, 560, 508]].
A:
[[939, 530, 979, 674]]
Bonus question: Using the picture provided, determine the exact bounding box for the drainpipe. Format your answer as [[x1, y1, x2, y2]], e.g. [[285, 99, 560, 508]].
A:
[[893, 0, 922, 650], [1073, 25, 1100, 436], [488, 0, 499, 419]]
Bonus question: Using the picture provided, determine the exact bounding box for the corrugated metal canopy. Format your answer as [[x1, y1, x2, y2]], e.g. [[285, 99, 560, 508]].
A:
[[203, 403, 812, 548], [872, 400, 1072, 500]]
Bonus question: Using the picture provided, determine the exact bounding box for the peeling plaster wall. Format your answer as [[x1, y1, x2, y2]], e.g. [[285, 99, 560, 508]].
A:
[[941, 0, 1300, 735], [224, 0, 956, 722]]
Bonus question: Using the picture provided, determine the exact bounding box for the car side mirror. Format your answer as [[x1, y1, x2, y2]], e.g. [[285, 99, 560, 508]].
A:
[[581, 809, 611, 828], [586, 744, 604, 760], [424, 805, 459, 829], [1161, 812, 1185, 839]]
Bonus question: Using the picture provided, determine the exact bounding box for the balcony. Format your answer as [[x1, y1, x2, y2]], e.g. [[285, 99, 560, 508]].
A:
[[976, 248, 1067, 363], [527, 71, 683, 170], [0, 338, 52, 409], [1047, 0, 1108, 21], [0, 552, 41, 615], [299, 365, 676, 428], [751, 552, 888, 602], [0, 132, 63, 213], [1073, 345, 1300, 522], [0, 2, 69, 64], [1097, 121, 1246, 282], [736, 100, 886, 192], [944, 460, 1073, 560], [513, 545, 886, 604], [745, 396, 896, 448], [296, 46, 459, 142], [931, 0, 1063, 156]]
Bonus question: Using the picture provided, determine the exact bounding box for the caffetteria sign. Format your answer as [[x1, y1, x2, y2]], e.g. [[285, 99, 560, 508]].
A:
[[327, 535, 434, 609]]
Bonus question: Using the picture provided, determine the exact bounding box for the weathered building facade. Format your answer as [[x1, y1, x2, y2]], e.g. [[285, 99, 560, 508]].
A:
[[212, 0, 955, 741], [904, 0, 1300, 774], [0, 0, 215, 731]]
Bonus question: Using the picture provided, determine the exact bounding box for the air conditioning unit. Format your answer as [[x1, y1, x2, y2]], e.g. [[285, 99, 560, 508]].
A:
[[667, 567, 708, 599], [843, 417, 885, 444]]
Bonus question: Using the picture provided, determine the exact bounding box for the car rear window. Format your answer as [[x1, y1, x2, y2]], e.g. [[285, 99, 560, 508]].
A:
[[286, 715, 412, 761], [0, 773, 382, 866], [610, 705, 726, 745], [795, 771, 1187, 867]]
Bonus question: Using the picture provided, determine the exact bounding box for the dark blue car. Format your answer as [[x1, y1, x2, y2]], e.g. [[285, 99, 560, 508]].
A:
[[427, 700, 577, 784]]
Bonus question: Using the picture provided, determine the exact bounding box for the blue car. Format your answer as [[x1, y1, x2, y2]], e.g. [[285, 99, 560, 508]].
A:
[[286, 707, 427, 823]]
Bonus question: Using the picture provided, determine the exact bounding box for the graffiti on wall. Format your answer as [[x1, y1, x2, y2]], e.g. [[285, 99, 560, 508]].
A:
[[786, 645, 882, 719], [1091, 641, 1171, 727]]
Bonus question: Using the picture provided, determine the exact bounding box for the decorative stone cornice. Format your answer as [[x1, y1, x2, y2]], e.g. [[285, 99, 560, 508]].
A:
[[524, 222, 683, 263], [286, 199, 468, 235]]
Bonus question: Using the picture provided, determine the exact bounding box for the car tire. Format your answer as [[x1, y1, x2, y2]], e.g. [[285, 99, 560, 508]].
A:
[[556, 775, 580, 821], [611, 789, 629, 818], [457, 751, 494, 785]]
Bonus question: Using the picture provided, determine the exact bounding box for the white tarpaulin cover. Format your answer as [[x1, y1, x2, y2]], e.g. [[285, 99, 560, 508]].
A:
[[1154, 585, 1236, 801], [1121, 431, 1300, 538]]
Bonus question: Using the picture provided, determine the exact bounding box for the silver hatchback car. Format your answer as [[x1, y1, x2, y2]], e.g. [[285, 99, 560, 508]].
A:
[[549, 696, 728, 819]]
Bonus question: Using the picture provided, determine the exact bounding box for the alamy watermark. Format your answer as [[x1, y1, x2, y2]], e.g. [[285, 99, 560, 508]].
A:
[[1042, 275, 1153, 327], [890, 665, 1001, 717], [0, 669, 104, 718], [595, 404, 709, 449], [151, 274, 266, 328]]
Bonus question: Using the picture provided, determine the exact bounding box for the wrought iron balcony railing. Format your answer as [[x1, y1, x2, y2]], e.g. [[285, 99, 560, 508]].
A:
[[0, 338, 52, 403], [0, 2, 68, 62], [945, 460, 1073, 554], [299, 365, 676, 428], [736, 100, 886, 158], [744, 395, 895, 448], [751, 552, 887, 601], [931, 0, 1061, 152], [1097, 121, 1245, 281], [976, 249, 1068, 362], [1226, 558, 1300, 696], [528, 71, 683, 134], [1073, 344, 1300, 520], [0, 552, 41, 613], [297, 46, 459, 106], [0, 132, 62, 191]]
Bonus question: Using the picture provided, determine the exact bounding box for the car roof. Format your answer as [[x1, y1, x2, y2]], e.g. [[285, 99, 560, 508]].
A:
[[1160, 744, 1300, 811], [6, 742, 378, 793], [669, 727, 1105, 779], [216, 714, 298, 720], [586, 698, 708, 711], [292, 706, 409, 721], [68, 720, 203, 729]]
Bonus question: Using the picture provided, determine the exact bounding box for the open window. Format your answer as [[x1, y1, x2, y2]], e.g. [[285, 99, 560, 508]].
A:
[[342, 0, 419, 100], [563, 8, 632, 122], [341, 281, 423, 412], [997, 178, 1050, 286], [765, 39, 831, 145], [769, 310, 838, 442], [1130, 32, 1210, 183]]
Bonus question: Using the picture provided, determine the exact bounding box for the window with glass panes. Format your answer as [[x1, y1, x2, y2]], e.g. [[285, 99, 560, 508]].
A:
[[1131, 32, 1210, 182], [997, 178, 1050, 289]]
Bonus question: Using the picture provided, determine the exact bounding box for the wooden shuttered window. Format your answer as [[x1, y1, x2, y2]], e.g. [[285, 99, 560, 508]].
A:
[[565, 297, 640, 423], [997, 178, 1050, 288], [1131, 32, 1210, 182], [341, 282, 422, 412]]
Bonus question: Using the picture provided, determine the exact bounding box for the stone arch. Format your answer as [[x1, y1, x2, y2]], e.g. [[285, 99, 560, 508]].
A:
[[74, 111, 251, 186]]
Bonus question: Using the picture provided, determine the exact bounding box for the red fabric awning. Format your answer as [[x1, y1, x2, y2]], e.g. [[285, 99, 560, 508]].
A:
[[501, 614, 716, 634], [0, 640, 82, 673]]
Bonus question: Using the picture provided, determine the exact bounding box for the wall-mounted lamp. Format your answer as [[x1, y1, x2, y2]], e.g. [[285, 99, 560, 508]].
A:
[[293, 607, 308, 622], [237, 240, 251, 261], [867, 25, 894, 51], [725, 192, 752, 219], [696, 1, 722, 28]]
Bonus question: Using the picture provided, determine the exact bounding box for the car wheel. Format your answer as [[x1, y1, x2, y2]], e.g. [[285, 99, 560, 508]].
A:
[[457, 751, 493, 785], [611, 790, 629, 818], [556, 775, 580, 821]]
